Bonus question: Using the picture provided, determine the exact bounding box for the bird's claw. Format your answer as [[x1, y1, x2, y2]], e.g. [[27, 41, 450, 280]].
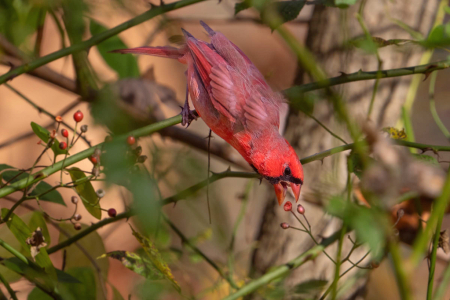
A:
[[180, 104, 197, 127]]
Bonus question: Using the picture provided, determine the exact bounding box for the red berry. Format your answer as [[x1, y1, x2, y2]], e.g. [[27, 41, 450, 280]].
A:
[[89, 155, 98, 165], [61, 129, 69, 138], [283, 201, 292, 212], [297, 204, 305, 215], [108, 208, 117, 218], [74, 223, 82, 230], [280, 222, 290, 229], [73, 110, 83, 123], [127, 136, 136, 146], [59, 141, 67, 150], [73, 214, 82, 221]]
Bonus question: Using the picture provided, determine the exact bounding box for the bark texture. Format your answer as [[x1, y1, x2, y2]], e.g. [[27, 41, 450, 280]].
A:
[[250, 0, 440, 297]]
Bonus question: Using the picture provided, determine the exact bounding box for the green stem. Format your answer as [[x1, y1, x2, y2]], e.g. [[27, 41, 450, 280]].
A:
[[429, 72, 450, 140], [222, 230, 342, 300], [47, 210, 133, 254], [0, 115, 182, 198], [0, 272, 18, 300], [0, 238, 29, 264], [284, 60, 450, 101], [409, 168, 450, 268], [163, 215, 239, 289], [433, 260, 450, 300], [0, 0, 206, 85], [426, 210, 444, 300], [390, 240, 413, 300]]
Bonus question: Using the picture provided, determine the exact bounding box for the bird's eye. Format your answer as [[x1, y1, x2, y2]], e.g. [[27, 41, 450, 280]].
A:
[[284, 166, 291, 176]]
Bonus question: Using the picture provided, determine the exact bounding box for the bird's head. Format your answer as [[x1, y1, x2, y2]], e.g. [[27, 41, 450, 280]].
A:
[[250, 139, 304, 205]]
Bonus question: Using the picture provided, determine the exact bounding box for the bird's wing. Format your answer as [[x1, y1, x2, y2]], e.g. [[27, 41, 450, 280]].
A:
[[185, 34, 282, 132]]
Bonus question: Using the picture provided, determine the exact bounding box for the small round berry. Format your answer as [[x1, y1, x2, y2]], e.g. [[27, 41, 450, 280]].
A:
[[297, 204, 305, 215], [59, 141, 67, 150], [73, 214, 82, 221], [71, 196, 78, 204], [73, 110, 83, 123], [80, 125, 88, 133], [61, 129, 69, 138], [74, 223, 82, 230], [55, 116, 63, 123], [127, 136, 136, 146], [108, 208, 117, 218], [283, 201, 292, 212], [96, 189, 105, 198], [89, 155, 98, 165], [280, 222, 290, 229]]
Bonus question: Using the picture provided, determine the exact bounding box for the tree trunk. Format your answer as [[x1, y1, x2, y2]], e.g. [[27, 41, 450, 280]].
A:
[[250, 0, 439, 297]]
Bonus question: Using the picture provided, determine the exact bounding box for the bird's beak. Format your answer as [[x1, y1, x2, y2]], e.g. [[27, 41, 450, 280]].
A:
[[291, 183, 301, 203], [274, 182, 302, 205], [274, 182, 287, 206]]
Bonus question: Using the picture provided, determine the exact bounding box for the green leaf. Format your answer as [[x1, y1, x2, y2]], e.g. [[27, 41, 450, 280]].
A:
[[90, 19, 140, 79], [98, 251, 164, 280], [112, 285, 125, 300], [293, 279, 328, 296], [131, 226, 180, 291], [1, 208, 33, 256], [262, 1, 306, 29], [1, 170, 28, 184], [326, 197, 386, 259], [0, 164, 14, 172], [30, 122, 68, 157], [412, 154, 439, 165], [235, 1, 306, 29], [323, 0, 357, 8], [58, 223, 108, 300], [61, 267, 97, 300], [422, 24, 450, 48], [68, 168, 101, 219], [29, 181, 66, 206], [28, 212, 51, 247], [234, 1, 250, 14], [1, 209, 56, 278], [28, 267, 96, 300]]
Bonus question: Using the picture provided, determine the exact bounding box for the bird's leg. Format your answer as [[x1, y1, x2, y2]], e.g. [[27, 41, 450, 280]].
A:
[[180, 84, 197, 127]]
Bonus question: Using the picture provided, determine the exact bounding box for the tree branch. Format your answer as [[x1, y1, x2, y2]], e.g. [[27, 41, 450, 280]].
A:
[[0, 0, 206, 85], [222, 229, 342, 300]]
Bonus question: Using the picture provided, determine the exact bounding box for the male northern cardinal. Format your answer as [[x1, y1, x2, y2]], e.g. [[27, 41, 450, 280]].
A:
[[113, 21, 303, 205]]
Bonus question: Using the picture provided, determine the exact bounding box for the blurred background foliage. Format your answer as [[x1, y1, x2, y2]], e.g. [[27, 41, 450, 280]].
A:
[[0, 0, 450, 299]]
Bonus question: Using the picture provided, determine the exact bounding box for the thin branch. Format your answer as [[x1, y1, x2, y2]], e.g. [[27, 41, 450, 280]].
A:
[[0, 0, 207, 85], [222, 229, 342, 300], [429, 71, 450, 141], [5, 83, 91, 146], [0, 272, 17, 300], [0, 100, 81, 149], [284, 60, 450, 99], [163, 215, 239, 289]]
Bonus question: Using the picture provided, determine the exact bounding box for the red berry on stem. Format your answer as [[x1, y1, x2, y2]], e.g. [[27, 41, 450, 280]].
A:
[[284, 201, 292, 212], [73, 110, 83, 123], [73, 214, 82, 221], [71, 196, 78, 204], [280, 222, 290, 229], [59, 141, 67, 150], [89, 155, 98, 165], [297, 204, 305, 215], [127, 136, 136, 146], [108, 208, 117, 218], [74, 223, 82, 230], [61, 129, 69, 138]]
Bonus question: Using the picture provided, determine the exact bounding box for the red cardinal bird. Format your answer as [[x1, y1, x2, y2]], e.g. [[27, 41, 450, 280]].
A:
[[113, 21, 304, 205]]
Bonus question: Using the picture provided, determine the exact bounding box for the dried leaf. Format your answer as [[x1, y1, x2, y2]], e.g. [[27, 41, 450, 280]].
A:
[[98, 251, 164, 280], [381, 127, 407, 140], [130, 226, 180, 291], [439, 230, 449, 254], [26, 227, 47, 260]]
